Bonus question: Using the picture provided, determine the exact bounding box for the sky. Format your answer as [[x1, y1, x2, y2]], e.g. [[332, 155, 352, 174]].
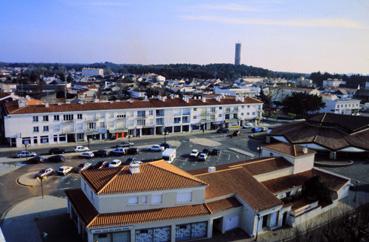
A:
[[0, 0, 369, 74]]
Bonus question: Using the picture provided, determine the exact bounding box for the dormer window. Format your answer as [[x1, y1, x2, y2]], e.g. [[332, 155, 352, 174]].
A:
[[177, 191, 192, 203], [151, 194, 162, 204], [128, 196, 138, 205]]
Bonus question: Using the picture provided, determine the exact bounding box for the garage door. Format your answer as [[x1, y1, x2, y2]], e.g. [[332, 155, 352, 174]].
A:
[[223, 215, 240, 232]]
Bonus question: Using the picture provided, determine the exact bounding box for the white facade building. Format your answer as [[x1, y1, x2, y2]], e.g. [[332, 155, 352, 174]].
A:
[[322, 78, 345, 88], [81, 68, 104, 77], [321, 94, 361, 115], [2, 96, 263, 147]]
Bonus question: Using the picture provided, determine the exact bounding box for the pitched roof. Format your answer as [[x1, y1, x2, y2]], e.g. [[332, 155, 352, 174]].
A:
[[66, 188, 211, 228], [81, 160, 207, 194], [262, 169, 349, 194], [206, 197, 242, 213], [270, 113, 369, 151], [196, 167, 282, 211], [5, 96, 262, 115], [262, 143, 314, 157]]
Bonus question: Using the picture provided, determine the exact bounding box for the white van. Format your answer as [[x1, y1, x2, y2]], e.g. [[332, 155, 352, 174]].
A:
[[162, 148, 176, 163]]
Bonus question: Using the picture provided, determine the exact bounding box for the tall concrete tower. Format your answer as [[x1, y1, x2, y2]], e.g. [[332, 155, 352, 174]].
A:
[[234, 43, 241, 65]]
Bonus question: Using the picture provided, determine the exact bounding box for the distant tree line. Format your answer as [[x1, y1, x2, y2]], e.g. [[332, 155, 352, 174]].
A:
[[310, 72, 369, 88]]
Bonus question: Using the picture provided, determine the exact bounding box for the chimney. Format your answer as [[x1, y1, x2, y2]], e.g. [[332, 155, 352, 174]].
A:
[[45, 103, 49, 108], [215, 96, 222, 102], [302, 147, 308, 154], [208, 166, 216, 173], [201, 97, 207, 103], [182, 96, 190, 103], [129, 162, 140, 174]]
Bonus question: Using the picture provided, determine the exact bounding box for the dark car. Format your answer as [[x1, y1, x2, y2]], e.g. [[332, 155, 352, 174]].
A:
[[126, 148, 139, 155], [160, 142, 171, 149], [49, 148, 65, 155], [216, 127, 229, 133], [94, 160, 109, 169], [25, 155, 46, 164], [202, 149, 210, 155], [209, 149, 220, 156], [93, 149, 108, 157], [47, 155, 65, 163]]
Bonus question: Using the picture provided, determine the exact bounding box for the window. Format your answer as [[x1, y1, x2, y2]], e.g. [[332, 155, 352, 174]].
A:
[[182, 116, 189, 123], [22, 137, 31, 145], [233, 114, 238, 119], [77, 114, 83, 119], [137, 111, 145, 117], [88, 123, 96, 129], [137, 119, 145, 126], [247, 105, 250, 108], [33, 116, 38, 122], [33, 127, 39, 133], [193, 108, 197, 111], [148, 110, 154, 116], [156, 118, 164, 125], [141, 196, 148, 204], [43, 115, 48, 122], [219, 107, 222, 110], [54, 115, 59, 121], [53, 135, 58, 142], [100, 122, 105, 128], [128, 196, 138, 205], [174, 117, 181, 124], [156, 109, 164, 116], [210, 107, 216, 112], [40, 136, 49, 144], [59, 134, 66, 142], [177, 191, 192, 203], [182, 108, 191, 115], [117, 114, 126, 118], [218, 114, 222, 117], [225, 114, 230, 119], [33, 136, 38, 144], [193, 116, 197, 119], [252, 112, 256, 115], [151, 194, 162, 204], [63, 114, 73, 121], [43, 126, 49, 132]]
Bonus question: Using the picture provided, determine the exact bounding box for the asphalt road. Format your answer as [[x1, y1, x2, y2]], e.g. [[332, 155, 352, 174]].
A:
[[0, 130, 262, 217]]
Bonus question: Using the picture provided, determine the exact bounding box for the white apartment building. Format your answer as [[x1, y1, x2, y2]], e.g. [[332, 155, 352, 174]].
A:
[[322, 78, 346, 88], [321, 94, 361, 115], [2, 96, 263, 147], [81, 68, 104, 77]]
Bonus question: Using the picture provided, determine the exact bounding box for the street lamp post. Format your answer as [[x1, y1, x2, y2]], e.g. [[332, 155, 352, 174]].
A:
[[39, 177, 45, 199], [257, 146, 262, 158]]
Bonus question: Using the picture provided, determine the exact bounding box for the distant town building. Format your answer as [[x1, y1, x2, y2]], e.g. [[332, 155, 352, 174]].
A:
[[320, 94, 361, 115], [322, 78, 345, 88], [234, 43, 241, 65], [82, 68, 104, 77]]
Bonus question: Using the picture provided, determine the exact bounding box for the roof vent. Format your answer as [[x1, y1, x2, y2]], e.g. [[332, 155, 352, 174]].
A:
[[302, 147, 308, 154], [57, 103, 62, 106], [182, 96, 190, 103], [208, 166, 216, 173], [129, 162, 140, 174]]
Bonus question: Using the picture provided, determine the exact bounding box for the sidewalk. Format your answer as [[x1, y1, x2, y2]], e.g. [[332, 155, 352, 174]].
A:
[[1, 195, 67, 242]]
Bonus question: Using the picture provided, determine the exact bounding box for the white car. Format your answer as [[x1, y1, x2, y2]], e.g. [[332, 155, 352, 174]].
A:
[[190, 149, 200, 158], [16, 150, 37, 158], [198, 153, 208, 161], [80, 151, 94, 159], [74, 146, 89, 152], [149, 145, 164, 152], [108, 159, 122, 168], [57, 166, 73, 175], [243, 122, 254, 129], [35, 168, 54, 178]]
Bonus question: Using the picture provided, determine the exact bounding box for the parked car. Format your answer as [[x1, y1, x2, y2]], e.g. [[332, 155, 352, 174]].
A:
[[35, 168, 54, 178], [108, 159, 122, 168], [216, 127, 229, 134], [115, 141, 134, 148], [149, 145, 164, 152], [95, 160, 109, 169], [160, 142, 170, 149], [93, 149, 108, 157], [57, 166, 73, 175], [49, 148, 65, 155], [251, 127, 264, 133], [126, 148, 139, 155], [202, 149, 210, 155], [198, 152, 208, 161], [74, 146, 89, 152], [209, 149, 220, 156], [80, 151, 94, 159], [16, 150, 37, 158], [109, 147, 126, 156], [26, 155, 46, 164], [190, 149, 200, 158], [75, 162, 92, 172], [242, 122, 254, 129], [162, 148, 176, 163], [47, 155, 65, 163]]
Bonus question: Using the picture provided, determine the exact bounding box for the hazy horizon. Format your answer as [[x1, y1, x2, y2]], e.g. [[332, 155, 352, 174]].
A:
[[1, 0, 369, 74]]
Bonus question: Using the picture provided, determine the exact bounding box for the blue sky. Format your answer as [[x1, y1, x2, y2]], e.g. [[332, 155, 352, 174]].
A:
[[1, 0, 369, 73]]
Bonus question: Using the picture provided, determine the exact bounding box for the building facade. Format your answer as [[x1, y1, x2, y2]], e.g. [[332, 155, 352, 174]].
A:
[[321, 95, 361, 115], [82, 68, 104, 77], [2, 96, 263, 147], [66, 143, 350, 242]]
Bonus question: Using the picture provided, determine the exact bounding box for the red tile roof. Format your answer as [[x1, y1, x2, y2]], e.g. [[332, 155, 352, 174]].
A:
[[5, 96, 262, 115], [81, 160, 207, 194]]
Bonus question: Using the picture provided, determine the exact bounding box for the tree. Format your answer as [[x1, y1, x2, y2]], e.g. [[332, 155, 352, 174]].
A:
[[282, 92, 325, 118]]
